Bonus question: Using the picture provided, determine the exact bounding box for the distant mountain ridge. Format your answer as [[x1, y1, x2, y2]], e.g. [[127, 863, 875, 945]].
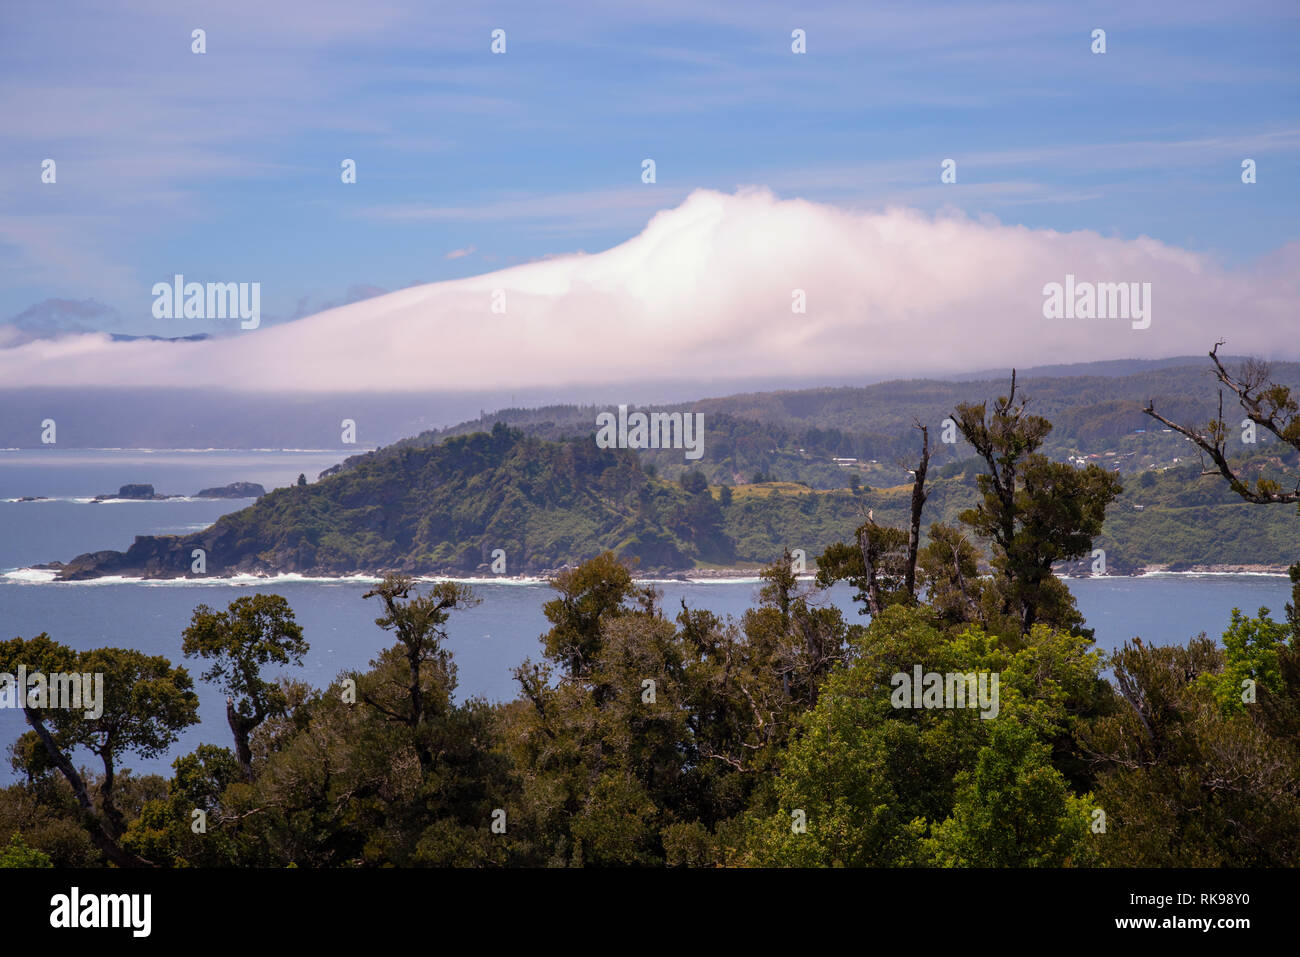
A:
[[944, 355, 1234, 380], [325, 357, 1300, 490], [107, 333, 212, 343], [3, 355, 1294, 451]]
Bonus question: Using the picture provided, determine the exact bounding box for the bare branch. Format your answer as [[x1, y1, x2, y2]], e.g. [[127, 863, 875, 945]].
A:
[[1144, 359, 1300, 505]]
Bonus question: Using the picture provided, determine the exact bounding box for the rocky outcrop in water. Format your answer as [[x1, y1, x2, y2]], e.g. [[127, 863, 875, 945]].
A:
[[194, 482, 266, 499], [92, 483, 173, 501]]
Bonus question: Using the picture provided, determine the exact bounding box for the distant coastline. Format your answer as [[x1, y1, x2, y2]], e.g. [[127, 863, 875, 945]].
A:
[[9, 562, 1293, 586], [6, 481, 266, 504]]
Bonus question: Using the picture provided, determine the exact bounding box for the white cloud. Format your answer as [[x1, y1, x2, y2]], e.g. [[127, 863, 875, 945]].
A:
[[0, 188, 1295, 392]]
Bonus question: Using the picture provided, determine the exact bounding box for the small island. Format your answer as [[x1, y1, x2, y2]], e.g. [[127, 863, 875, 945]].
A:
[[92, 483, 173, 501], [194, 481, 266, 499], [88, 481, 267, 502]]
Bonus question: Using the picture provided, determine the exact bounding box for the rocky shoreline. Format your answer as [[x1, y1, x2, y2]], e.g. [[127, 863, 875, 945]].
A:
[[37, 555, 1295, 584], [1131, 563, 1293, 576], [679, 563, 1295, 579]]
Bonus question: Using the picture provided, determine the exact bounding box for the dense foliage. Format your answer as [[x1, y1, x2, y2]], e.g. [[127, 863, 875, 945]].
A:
[[345, 359, 1300, 488]]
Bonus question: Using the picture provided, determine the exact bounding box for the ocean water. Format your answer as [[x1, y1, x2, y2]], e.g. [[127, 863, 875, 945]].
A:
[[0, 450, 1292, 782]]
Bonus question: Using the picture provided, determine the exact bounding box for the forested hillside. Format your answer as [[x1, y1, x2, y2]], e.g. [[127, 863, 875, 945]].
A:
[[52, 422, 1300, 580], [327, 359, 1300, 491]]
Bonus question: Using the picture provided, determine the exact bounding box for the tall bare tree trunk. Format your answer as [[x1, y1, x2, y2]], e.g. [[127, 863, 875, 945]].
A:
[[24, 709, 152, 867], [904, 423, 931, 602]]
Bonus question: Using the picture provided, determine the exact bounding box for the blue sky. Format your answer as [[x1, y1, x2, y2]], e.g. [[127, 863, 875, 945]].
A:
[[1, 0, 1298, 339]]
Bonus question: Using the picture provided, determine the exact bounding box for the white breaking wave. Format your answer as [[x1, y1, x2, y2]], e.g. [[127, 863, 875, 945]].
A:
[[3, 568, 59, 583], [1137, 569, 1290, 578], [0, 569, 555, 587], [2, 495, 256, 504]]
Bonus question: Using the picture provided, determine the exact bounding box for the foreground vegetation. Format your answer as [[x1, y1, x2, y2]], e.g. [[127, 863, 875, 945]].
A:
[[8, 551, 1300, 868]]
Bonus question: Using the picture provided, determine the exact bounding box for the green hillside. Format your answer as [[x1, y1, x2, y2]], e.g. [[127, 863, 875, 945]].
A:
[[325, 359, 1300, 492], [54, 420, 1300, 580]]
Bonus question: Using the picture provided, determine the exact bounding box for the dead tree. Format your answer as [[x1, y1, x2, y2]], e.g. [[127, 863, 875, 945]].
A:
[[1144, 341, 1300, 504]]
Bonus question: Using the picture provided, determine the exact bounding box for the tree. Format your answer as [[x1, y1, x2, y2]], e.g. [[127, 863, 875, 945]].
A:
[[742, 550, 854, 714], [924, 721, 1095, 867], [215, 631, 512, 867], [667, 479, 728, 562], [297, 473, 307, 487], [737, 606, 979, 866], [737, 605, 1105, 867], [360, 574, 479, 770], [504, 550, 851, 866], [816, 424, 930, 615], [916, 523, 984, 627], [1202, 607, 1288, 715], [506, 554, 669, 865], [952, 372, 1122, 637], [182, 594, 308, 780], [1085, 635, 1300, 866], [679, 470, 708, 495], [903, 424, 931, 601], [538, 552, 647, 681], [1144, 342, 1300, 506], [817, 523, 911, 615], [1145, 342, 1300, 640], [0, 833, 52, 868], [0, 635, 199, 867], [122, 745, 245, 867]]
